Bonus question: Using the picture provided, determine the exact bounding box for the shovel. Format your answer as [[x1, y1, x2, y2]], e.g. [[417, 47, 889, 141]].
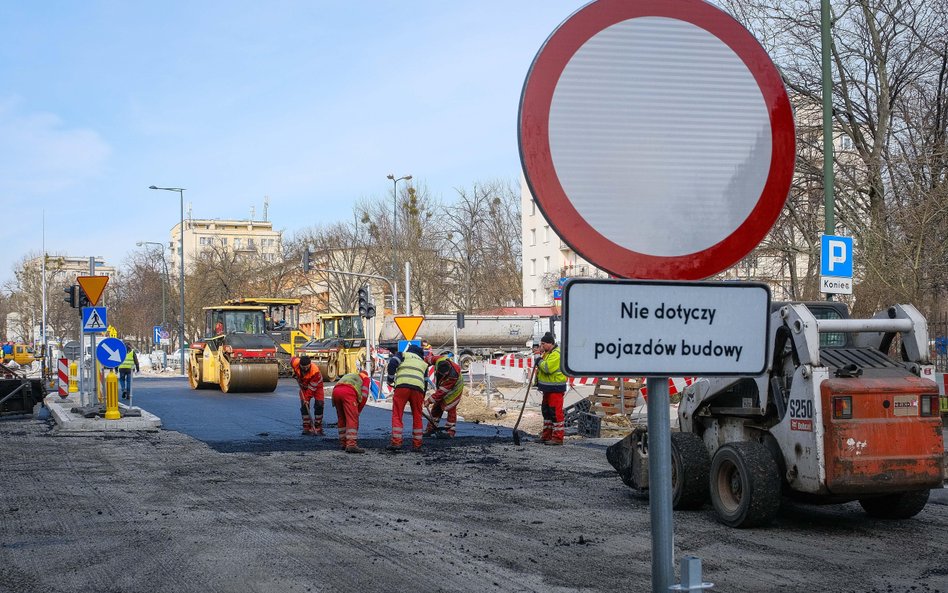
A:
[[512, 364, 539, 446]]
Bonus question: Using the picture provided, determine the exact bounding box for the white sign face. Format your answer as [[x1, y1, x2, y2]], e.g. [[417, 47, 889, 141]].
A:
[[820, 276, 853, 295], [563, 280, 770, 376]]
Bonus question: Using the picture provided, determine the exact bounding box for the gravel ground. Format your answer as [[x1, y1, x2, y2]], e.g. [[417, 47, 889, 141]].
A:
[[1, 416, 946, 593]]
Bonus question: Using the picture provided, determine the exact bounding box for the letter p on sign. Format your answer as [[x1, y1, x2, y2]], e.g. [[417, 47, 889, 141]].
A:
[[821, 235, 853, 277]]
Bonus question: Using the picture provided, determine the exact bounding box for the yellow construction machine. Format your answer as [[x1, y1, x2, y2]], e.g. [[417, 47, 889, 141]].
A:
[[297, 313, 366, 382], [224, 297, 310, 376], [188, 305, 279, 393]]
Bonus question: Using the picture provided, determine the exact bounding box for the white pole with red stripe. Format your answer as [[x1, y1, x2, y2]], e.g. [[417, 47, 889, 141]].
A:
[[57, 358, 69, 398]]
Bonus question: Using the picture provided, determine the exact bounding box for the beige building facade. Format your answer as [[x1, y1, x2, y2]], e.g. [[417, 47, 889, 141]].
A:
[[169, 218, 282, 270], [520, 175, 608, 307]]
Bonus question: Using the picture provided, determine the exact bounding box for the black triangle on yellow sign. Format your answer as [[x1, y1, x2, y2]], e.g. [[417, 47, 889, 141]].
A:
[[77, 276, 109, 306]]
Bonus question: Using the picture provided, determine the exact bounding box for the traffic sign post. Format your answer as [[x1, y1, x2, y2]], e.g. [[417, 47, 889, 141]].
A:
[[820, 234, 853, 295], [520, 1, 795, 590], [96, 338, 127, 369], [393, 316, 425, 342], [563, 280, 770, 376], [81, 307, 108, 334]]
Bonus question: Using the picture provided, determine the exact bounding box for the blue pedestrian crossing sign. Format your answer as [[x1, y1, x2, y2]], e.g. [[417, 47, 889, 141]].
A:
[[96, 337, 127, 368], [82, 307, 108, 333]]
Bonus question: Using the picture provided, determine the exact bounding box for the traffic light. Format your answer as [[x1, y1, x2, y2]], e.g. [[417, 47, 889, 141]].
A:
[[366, 301, 376, 320], [358, 286, 369, 318], [77, 286, 91, 308], [302, 250, 311, 273], [63, 285, 78, 308]]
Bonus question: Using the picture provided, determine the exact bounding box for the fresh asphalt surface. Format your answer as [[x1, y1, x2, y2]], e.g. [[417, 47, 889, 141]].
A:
[[127, 374, 511, 446]]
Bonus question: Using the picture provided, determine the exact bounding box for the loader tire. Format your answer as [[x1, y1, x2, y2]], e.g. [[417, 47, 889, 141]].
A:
[[671, 432, 710, 510], [859, 490, 929, 520], [458, 353, 475, 372], [709, 441, 780, 528]]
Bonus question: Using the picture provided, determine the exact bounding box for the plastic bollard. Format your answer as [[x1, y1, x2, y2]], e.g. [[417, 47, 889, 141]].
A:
[[104, 370, 121, 420], [69, 361, 79, 393]]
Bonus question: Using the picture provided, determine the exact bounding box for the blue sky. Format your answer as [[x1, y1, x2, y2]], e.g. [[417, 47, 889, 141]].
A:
[[1, 0, 586, 284]]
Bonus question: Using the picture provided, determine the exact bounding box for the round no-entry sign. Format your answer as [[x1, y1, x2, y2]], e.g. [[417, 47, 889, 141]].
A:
[[519, 0, 795, 280]]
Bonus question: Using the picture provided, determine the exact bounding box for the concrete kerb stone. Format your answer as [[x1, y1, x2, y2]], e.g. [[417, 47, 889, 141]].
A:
[[44, 395, 161, 434]]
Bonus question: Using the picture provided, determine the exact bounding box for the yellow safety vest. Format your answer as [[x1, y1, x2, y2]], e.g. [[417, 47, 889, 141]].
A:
[[118, 350, 136, 370], [394, 352, 428, 392], [536, 347, 567, 393]]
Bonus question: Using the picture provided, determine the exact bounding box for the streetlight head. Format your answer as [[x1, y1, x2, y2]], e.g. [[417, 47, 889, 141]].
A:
[[386, 174, 394, 180], [405, 175, 412, 181], [136, 242, 143, 246], [148, 185, 158, 190]]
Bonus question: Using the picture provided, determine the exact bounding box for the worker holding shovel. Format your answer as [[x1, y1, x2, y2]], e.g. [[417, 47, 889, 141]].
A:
[[423, 352, 464, 438], [534, 332, 568, 445], [332, 369, 371, 454]]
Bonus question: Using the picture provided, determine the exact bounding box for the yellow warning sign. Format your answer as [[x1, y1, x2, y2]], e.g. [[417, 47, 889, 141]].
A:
[[77, 275, 109, 306], [393, 316, 425, 341]]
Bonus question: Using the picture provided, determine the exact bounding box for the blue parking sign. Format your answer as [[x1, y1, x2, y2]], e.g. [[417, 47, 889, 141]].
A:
[[821, 235, 853, 277]]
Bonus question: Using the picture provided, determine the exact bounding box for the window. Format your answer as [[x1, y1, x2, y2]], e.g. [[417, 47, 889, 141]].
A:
[[247, 238, 255, 249], [530, 200, 536, 216], [530, 228, 536, 246], [233, 237, 242, 249], [544, 226, 550, 243], [530, 259, 536, 276], [531, 289, 537, 305], [544, 256, 550, 273]]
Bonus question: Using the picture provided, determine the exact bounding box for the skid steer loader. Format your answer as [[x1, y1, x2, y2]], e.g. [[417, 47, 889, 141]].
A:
[[608, 302, 945, 527]]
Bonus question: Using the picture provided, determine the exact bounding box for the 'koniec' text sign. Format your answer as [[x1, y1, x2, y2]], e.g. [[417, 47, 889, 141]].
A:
[[563, 279, 770, 376]]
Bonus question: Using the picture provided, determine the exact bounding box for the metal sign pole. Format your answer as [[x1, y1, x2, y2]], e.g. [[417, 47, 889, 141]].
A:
[[646, 376, 674, 592]]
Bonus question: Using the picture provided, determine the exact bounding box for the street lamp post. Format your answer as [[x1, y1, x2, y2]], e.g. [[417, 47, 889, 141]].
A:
[[149, 185, 186, 375], [137, 241, 169, 369], [386, 173, 411, 314]]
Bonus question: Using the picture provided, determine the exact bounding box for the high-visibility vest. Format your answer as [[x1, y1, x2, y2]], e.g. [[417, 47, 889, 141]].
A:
[[291, 357, 323, 392], [118, 350, 136, 370], [336, 372, 370, 402], [394, 352, 428, 392], [536, 347, 567, 393], [433, 356, 464, 403]]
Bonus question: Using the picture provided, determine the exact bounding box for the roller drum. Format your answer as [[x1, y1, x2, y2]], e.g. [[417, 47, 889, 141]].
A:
[[221, 361, 279, 393]]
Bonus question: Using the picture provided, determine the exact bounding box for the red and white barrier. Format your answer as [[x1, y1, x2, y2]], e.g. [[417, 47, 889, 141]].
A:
[[57, 358, 69, 398], [486, 353, 695, 397]]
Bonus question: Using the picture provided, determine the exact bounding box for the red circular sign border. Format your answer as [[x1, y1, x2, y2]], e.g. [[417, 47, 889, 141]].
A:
[[519, 0, 795, 280]]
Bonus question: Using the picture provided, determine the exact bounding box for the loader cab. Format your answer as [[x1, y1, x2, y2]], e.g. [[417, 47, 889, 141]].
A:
[[772, 301, 851, 348]]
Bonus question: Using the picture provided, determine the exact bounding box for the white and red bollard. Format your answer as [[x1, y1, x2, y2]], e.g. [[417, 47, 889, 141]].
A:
[[57, 358, 69, 399]]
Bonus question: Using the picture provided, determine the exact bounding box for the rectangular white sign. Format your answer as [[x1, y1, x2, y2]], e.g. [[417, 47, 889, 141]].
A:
[[563, 280, 770, 376], [819, 276, 853, 295]]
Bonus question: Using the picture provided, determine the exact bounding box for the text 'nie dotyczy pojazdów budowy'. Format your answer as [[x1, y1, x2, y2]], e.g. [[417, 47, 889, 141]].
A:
[[592, 302, 743, 362]]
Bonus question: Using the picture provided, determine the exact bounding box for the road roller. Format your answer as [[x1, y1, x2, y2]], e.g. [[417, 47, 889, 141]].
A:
[[188, 305, 279, 393], [296, 313, 366, 382]]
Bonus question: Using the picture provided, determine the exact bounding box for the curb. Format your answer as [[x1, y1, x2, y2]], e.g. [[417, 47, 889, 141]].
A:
[[44, 396, 162, 433]]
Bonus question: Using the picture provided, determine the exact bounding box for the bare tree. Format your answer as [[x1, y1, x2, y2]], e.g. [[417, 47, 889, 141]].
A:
[[720, 0, 948, 315]]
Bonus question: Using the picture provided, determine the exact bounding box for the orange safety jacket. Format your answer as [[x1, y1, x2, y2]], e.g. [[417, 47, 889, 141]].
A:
[[291, 357, 325, 399]]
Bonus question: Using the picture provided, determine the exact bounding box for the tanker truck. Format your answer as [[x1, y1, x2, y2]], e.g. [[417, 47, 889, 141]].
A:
[[377, 315, 538, 369]]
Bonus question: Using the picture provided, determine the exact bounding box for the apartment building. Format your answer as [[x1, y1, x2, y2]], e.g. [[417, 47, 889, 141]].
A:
[[520, 175, 608, 307], [169, 218, 282, 270]]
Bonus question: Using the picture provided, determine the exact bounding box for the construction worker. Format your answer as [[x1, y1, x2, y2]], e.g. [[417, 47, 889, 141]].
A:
[[385, 343, 428, 451], [291, 355, 325, 436], [332, 369, 371, 454], [424, 352, 464, 438], [118, 347, 140, 400], [534, 332, 567, 445]]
